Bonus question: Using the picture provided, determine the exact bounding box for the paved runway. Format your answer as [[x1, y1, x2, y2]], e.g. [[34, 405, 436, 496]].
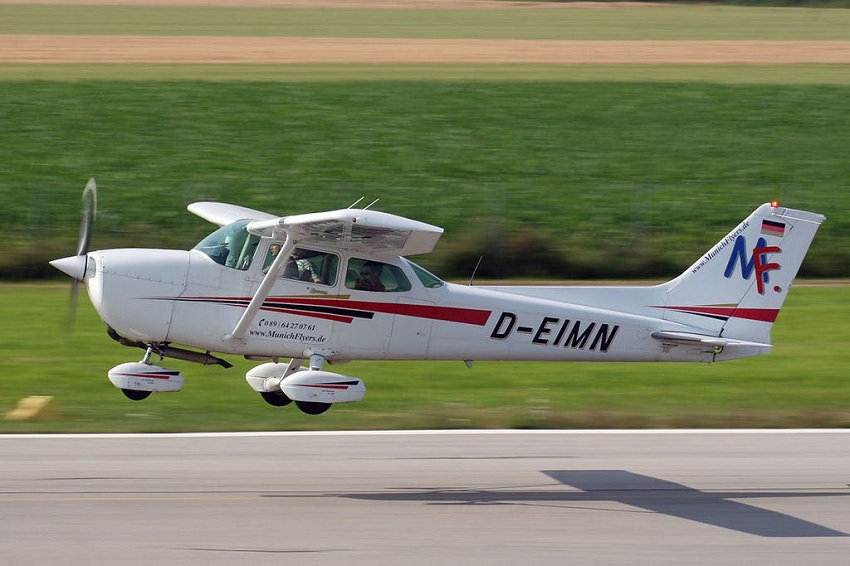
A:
[[1, 430, 849, 564]]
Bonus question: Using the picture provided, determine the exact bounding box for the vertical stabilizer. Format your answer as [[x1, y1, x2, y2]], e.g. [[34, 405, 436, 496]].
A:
[[661, 203, 824, 345]]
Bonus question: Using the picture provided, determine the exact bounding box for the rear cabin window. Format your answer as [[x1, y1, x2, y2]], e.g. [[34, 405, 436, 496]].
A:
[[345, 258, 412, 292]]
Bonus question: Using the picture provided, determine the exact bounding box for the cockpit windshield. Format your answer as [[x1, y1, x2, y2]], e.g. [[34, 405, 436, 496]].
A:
[[193, 219, 260, 271], [406, 259, 445, 288]]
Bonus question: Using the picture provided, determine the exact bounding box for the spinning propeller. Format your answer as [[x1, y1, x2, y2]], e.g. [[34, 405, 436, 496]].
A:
[[50, 178, 97, 329], [76, 178, 97, 258]]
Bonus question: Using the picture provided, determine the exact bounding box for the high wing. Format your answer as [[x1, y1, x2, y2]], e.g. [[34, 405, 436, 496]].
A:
[[188, 202, 277, 226], [188, 203, 444, 257], [247, 208, 444, 256]]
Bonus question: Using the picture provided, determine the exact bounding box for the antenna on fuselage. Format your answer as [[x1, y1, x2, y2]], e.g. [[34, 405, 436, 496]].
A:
[[468, 255, 484, 286], [347, 197, 365, 209], [364, 198, 380, 210]]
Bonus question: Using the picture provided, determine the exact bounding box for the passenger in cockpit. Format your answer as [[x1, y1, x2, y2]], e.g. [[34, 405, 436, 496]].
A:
[[355, 262, 385, 292], [289, 249, 322, 283]]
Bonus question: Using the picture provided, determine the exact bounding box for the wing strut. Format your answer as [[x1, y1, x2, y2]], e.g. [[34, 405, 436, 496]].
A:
[[226, 235, 297, 343]]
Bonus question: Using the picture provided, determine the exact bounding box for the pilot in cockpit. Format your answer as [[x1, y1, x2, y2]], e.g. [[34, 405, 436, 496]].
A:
[[265, 245, 322, 284]]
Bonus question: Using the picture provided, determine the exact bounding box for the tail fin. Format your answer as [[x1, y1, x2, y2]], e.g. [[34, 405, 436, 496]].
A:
[[662, 202, 825, 345]]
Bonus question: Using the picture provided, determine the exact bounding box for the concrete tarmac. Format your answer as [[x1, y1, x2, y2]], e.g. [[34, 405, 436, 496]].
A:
[[1, 430, 849, 564]]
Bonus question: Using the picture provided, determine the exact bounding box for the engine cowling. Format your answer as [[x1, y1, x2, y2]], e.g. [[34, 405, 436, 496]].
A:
[[281, 370, 366, 405], [108, 362, 184, 393]]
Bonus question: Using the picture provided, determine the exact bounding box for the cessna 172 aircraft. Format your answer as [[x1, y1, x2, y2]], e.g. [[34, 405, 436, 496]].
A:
[[51, 180, 824, 415]]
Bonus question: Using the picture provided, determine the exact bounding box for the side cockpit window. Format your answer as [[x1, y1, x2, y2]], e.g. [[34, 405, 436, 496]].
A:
[[345, 258, 412, 292], [194, 219, 260, 271], [264, 245, 339, 286]]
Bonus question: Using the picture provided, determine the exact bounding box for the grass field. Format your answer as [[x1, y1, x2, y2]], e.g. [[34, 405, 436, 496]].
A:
[[2, 81, 848, 278], [1, 283, 848, 433], [2, 5, 850, 40], [2, 4, 849, 279]]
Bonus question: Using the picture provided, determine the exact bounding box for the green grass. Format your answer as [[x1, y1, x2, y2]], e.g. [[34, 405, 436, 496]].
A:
[[0, 283, 847, 432], [2, 81, 848, 278], [2, 5, 850, 39]]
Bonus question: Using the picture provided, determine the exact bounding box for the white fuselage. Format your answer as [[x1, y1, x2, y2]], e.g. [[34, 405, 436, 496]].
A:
[[83, 242, 727, 366]]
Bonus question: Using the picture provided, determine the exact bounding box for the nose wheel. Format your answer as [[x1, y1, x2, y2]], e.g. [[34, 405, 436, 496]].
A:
[[108, 347, 185, 401], [119, 346, 156, 400]]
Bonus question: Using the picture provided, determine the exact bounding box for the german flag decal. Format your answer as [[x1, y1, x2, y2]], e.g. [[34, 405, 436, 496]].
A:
[[761, 219, 785, 238]]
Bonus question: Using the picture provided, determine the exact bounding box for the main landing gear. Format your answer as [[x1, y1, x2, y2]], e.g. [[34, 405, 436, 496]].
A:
[[260, 391, 329, 415], [294, 401, 331, 415], [246, 352, 365, 416], [122, 389, 152, 401], [259, 390, 292, 407]]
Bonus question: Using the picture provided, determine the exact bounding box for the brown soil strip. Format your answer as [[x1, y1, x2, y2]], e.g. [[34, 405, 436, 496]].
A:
[[2, 37, 850, 64]]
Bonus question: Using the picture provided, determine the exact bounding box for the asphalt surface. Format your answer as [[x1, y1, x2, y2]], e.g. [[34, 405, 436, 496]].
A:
[[1, 430, 849, 564]]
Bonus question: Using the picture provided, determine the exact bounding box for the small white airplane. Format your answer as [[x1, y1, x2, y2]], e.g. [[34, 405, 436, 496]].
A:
[[51, 179, 825, 415]]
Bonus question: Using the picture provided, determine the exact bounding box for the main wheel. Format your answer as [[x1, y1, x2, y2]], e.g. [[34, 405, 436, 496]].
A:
[[260, 391, 292, 407], [121, 389, 151, 401], [295, 401, 331, 415]]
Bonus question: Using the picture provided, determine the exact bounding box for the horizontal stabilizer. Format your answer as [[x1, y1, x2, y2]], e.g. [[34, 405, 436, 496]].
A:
[[651, 331, 772, 350]]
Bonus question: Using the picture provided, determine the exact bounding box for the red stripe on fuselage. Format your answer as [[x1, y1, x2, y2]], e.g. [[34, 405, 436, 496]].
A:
[[661, 305, 780, 323], [266, 297, 492, 326], [174, 295, 492, 325], [726, 307, 781, 322], [260, 306, 354, 324]]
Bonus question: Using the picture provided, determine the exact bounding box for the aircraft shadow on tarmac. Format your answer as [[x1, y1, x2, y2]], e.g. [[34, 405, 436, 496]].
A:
[[330, 470, 849, 538]]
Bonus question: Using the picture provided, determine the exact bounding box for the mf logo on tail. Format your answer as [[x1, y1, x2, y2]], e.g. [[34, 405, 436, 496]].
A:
[[724, 235, 782, 294]]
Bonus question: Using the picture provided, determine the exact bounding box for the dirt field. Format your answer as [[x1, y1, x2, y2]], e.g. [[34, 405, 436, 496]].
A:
[[2, 36, 850, 64], [1, 1, 847, 64]]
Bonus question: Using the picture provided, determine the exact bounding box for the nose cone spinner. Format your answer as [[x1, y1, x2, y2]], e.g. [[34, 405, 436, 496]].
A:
[[50, 255, 91, 281]]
